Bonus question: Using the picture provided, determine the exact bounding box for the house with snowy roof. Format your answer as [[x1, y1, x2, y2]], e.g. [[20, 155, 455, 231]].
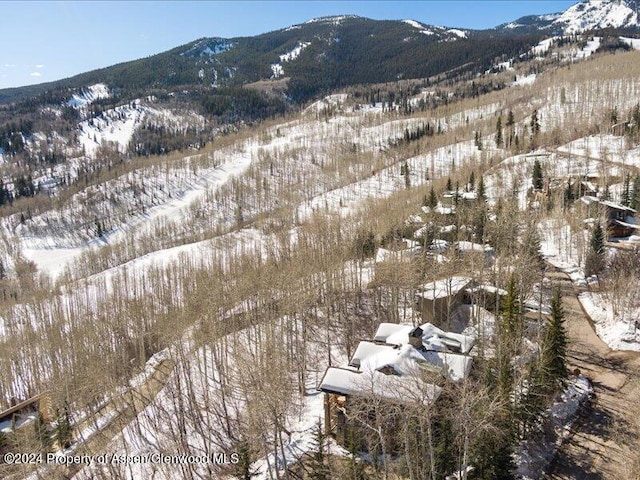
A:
[[580, 195, 638, 238], [318, 322, 475, 444]]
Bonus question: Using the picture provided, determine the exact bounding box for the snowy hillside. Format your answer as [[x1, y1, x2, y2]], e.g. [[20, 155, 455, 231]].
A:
[[552, 0, 639, 33], [499, 0, 640, 33], [67, 83, 110, 109]]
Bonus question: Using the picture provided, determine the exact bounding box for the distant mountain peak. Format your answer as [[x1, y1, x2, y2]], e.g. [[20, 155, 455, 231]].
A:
[[304, 15, 361, 25], [553, 0, 639, 33], [498, 0, 640, 33]]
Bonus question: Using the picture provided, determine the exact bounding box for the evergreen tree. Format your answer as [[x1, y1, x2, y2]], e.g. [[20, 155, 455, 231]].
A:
[[564, 179, 574, 207], [469, 171, 475, 190], [343, 429, 366, 480], [506, 110, 515, 148], [403, 161, 411, 189], [522, 223, 544, 271], [540, 286, 568, 390], [585, 222, 606, 277], [55, 402, 73, 449], [590, 222, 605, 256], [530, 109, 540, 135], [473, 205, 487, 242], [308, 419, 331, 480], [446, 177, 453, 192], [474, 130, 483, 150], [610, 106, 618, 126], [496, 116, 503, 147], [632, 174, 640, 211], [515, 360, 546, 439], [233, 438, 259, 480], [622, 173, 631, 207], [353, 229, 376, 260], [477, 175, 486, 202], [532, 159, 543, 190], [471, 410, 515, 480], [496, 277, 522, 400], [428, 185, 438, 208]]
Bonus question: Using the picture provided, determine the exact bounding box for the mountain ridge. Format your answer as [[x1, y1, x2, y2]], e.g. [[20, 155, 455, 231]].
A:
[[498, 0, 640, 33], [1, 0, 639, 107]]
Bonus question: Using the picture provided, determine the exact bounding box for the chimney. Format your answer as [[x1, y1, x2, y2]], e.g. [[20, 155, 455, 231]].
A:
[[408, 326, 424, 349]]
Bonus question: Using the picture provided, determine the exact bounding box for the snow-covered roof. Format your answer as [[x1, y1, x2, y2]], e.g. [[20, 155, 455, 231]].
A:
[[580, 195, 637, 213], [319, 363, 443, 403], [467, 284, 507, 296], [435, 204, 455, 215], [460, 191, 478, 200], [374, 244, 421, 263], [613, 220, 640, 230], [580, 195, 599, 205], [416, 276, 473, 301], [350, 341, 392, 368], [429, 239, 449, 252], [374, 322, 476, 354], [319, 318, 476, 401], [600, 199, 636, 213], [454, 241, 494, 253], [349, 340, 472, 382]]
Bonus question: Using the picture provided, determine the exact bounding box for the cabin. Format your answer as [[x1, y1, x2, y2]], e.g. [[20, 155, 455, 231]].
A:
[[580, 196, 638, 238], [318, 323, 474, 445]]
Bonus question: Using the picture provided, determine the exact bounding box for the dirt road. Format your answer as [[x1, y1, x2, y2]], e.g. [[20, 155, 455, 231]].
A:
[[545, 270, 640, 480]]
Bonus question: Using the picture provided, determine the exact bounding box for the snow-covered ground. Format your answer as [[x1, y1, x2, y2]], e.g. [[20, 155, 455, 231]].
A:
[[403, 19, 435, 35], [77, 101, 204, 157], [67, 83, 110, 109], [271, 41, 311, 78], [68, 299, 360, 479], [571, 36, 601, 60], [512, 73, 537, 87], [620, 36, 640, 50], [539, 218, 588, 286], [579, 291, 640, 351]]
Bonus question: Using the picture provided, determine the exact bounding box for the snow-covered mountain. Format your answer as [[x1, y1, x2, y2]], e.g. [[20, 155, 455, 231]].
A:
[[500, 0, 640, 33], [554, 0, 639, 33]]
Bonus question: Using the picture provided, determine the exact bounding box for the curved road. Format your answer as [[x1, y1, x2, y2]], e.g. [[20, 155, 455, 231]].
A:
[[545, 270, 640, 480]]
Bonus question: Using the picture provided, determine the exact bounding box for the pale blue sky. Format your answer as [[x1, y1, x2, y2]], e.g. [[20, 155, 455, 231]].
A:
[[0, 1, 576, 89]]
